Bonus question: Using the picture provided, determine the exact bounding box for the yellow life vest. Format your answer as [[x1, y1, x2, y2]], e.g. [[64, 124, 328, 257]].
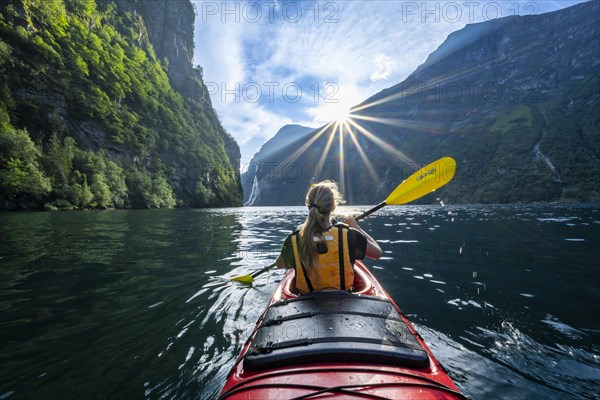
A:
[[290, 224, 354, 294]]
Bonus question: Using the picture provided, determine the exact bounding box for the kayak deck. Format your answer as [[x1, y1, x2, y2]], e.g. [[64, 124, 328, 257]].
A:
[[220, 261, 467, 399], [245, 292, 429, 372]]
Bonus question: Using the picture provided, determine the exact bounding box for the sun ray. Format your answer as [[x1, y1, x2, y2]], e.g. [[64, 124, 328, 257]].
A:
[[350, 63, 486, 113], [337, 121, 346, 196], [314, 124, 337, 182], [271, 122, 334, 178], [352, 115, 406, 128], [350, 45, 538, 114], [351, 114, 445, 134], [347, 119, 418, 168], [344, 120, 381, 185]]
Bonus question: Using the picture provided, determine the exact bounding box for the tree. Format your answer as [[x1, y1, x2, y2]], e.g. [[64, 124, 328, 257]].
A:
[[0, 127, 51, 201]]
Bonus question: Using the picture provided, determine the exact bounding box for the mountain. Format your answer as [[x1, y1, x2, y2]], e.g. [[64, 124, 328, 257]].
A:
[[245, 1, 600, 205], [242, 124, 314, 205], [0, 0, 242, 210]]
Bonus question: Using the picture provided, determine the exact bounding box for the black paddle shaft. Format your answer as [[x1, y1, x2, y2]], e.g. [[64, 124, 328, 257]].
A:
[[251, 262, 277, 278], [355, 201, 387, 221]]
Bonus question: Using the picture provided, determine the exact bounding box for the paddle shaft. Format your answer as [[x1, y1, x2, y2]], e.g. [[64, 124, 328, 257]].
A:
[[355, 201, 386, 221], [250, 262, 277, 279]]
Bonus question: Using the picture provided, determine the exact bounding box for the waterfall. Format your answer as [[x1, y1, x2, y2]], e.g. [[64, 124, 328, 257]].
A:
[[534, 143, 561, 182], [245, 175, 260, 206]]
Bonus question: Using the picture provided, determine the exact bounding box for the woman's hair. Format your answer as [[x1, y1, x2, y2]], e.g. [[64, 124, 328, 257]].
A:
[[299, 181, 344, 270]]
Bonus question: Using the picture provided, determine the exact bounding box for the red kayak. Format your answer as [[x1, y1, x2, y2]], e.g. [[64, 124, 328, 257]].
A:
[[219, 261, 468, 399]]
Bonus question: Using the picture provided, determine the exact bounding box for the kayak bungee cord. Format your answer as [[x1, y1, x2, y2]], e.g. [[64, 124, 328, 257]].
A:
[[219, 365, 468, 399], [220, 382, 391, 400], [220, 381, 471, 400], [287, 382, 472, 400]]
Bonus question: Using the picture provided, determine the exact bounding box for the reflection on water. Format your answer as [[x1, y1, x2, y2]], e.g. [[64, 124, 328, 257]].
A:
[[0, 205, 599, 399]]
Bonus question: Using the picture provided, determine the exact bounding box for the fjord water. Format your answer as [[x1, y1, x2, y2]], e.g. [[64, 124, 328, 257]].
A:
[[0, 205, 598, 399]]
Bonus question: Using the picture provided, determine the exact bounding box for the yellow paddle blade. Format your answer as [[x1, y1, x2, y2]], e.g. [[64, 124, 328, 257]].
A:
[[231, 275, 254, 285], [229, 262, 276, 285], [386, 157, 456, 205]]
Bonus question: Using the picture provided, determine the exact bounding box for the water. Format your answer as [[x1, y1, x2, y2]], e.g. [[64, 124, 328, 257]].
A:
[[0, 205, 599, 399]]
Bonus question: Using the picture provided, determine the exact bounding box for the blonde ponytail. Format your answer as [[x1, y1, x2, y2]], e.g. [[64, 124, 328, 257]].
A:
[[299, 181, 343, 271]]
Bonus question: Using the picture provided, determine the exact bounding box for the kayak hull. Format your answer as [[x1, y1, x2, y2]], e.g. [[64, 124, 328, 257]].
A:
[[219, 261, 466, 399]]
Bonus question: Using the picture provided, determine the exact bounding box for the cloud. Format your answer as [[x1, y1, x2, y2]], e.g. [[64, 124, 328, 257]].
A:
[[370, 54, 397, 81], [216, 100, 294, 167]]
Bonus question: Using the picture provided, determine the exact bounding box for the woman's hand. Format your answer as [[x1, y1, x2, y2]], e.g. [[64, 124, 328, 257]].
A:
[[343, 216, 359, 228]]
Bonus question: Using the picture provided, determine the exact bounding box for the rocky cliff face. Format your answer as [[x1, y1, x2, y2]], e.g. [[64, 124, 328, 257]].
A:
[[245, 1, 599, 205], [134, 0, 195, 94], [134, 0, 242, 196], [116, 0, 241, 176], [0, 0, 242, 209]]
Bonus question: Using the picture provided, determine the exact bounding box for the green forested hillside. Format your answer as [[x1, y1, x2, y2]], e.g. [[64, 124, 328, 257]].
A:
[[0, 0, 242, 210]]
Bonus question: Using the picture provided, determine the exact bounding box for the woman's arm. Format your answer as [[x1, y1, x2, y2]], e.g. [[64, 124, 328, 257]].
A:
[[276, 253, 286, 269], [276, 235, 293, 269], [344, 217, 382, 260]]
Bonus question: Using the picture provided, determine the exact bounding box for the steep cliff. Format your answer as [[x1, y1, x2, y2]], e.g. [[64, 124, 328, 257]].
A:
[[245, 1, 600, 205], [0, 0, 242, 209], [131, 0, 243, 201]]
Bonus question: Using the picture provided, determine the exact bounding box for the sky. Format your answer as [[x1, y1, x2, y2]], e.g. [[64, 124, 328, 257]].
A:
[[191, 0, 589, 168]]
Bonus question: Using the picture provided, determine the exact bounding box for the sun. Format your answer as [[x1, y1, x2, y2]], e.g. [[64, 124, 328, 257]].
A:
[[308, 86, 363, 125], [310, 101, 354, 125], [330, 104, 352, 123]]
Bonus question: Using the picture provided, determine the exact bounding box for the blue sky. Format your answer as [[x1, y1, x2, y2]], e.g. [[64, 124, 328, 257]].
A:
[[191, 0, 589, 167]]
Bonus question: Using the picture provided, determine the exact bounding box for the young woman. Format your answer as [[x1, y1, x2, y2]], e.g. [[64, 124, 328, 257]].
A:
[[276, 181, 382, 294]]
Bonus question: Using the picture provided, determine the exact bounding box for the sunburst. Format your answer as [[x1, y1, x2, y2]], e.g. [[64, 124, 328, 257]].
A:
[[272, 81, 450, 194]]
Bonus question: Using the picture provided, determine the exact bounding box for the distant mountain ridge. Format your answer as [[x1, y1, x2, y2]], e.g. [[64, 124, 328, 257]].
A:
[[245, 1, 600, 205]]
